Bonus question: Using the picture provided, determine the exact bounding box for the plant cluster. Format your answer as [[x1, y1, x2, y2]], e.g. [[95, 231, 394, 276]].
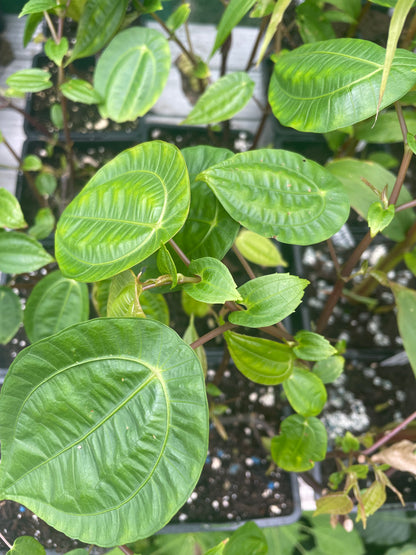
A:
[[1, 0, 416, 552]]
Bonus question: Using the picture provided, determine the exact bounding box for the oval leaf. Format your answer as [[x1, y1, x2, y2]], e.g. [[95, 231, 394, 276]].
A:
[[293, 330, 337, 361], [19, 0, 57, 17], [24, 270, 89, 343], [235, 229, 287, 267], [182, 72, 255, 125], [35, 172, 57, 196], [94, 27, 171, 122], [0, 287, 22, 345], [28, 207, 55, 240], [314, 493, 354, 516], [282, 366, 327, 416], [0, 231, 54, 274], [224, 331, 294, 385], [0, 188, 27, 229], [229, 273, 309, 328], [197, 149, 350, 245], [183, 257, 242, 304], [6, 68, 52, 93], [269, 38, 416, 133], [313, 355, 345, 384], [0, 318, 208, 546], [22, 154, 42, 171], [45, 37, 68, 66], [55, 141, 190, 282], [60, 79, 102, 105]]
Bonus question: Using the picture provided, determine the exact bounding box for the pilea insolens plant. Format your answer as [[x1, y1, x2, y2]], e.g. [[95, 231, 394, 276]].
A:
[[1, 0, 416, 551]]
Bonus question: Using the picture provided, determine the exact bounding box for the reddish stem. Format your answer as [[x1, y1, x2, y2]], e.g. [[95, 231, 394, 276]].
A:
[[363, 410, 416, 456]]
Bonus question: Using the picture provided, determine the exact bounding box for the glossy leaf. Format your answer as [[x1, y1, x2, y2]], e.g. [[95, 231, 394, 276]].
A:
[[157, 243, 178, 288], [211, 0, 257, 56], [293, 330, 337, 361], [67, 0, 128, 63], [197, 149, 349, 245], [19, 0, 57, 16], [182, 72, 255, 125], [174, 146, 238, 267], [45, 37, 68, 66], [6, 68, 52, 93], [50, 103, 64, 129], [166, 3, 191, 32], [269, 39, 416, 133], [314, 493, 354, 516], [35, 171, 57, 196], [22, 154, 42, 171], [183, 257, 242, 304], [0, 287, 22, 345], [283, 366, 327, 416], [229, 273, 308, 328], [184, 315, 208, 377], [140, 291, 170, 325], [224, 522, 267, 555], [0, 188, 27, 229], [224, 331, 294, 385], [235, 229, 287, 267], [23, 270, 89, 343], [327, 158, 415, 241], [313, 355, 345, 384], [257, 0, 291, 64], [0, 318, 208, 546], [107, 270, 143, 318], [368, 201, 395, 237], [354, 110, 416, 143], [271, 414, 327, 471], [391, 283, 416, 378], [94, 28, 170, 122], [60, 79, 102, 105], [92, 278, 111, 317], [55, 141, 190, 282], [0, 231, 54, 274], [28, 207, 55, 240], [6, 536, 45, 555]]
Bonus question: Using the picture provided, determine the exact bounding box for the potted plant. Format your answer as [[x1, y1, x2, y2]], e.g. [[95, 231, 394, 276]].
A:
[[1, 0, 416, 553]]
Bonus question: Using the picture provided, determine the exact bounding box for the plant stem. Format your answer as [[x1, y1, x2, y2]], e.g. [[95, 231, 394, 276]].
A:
[[396, 198, 416, 212], [43, 10, 59, 42], [395, 102, 408, 144], [0, 97, 53, 137], [389, 146, 413, 206], [400, 10, 416, 49], [363, 410, 416, 456], [245, 16, 269, 72], [0, 533, 11, 550], [169, 238, 191, 266], [190, 321, 238, 349], [232, 244, 256, 280], [119, 546, 134, 555], [251, 103, 271, 149]]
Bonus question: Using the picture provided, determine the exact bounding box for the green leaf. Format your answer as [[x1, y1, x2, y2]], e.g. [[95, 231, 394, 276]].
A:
[[368, 151, 399, 169], [60, 79, 102, 104], [181, 290, 211, 318], [257, 0, 292, 64], [166, 3, 191, 32], [65, 550, 89, 555], [182, 72, 255, 125], [28, 207, 55, 240], [67, 0, 129, 63], [283, 366, 327, 416], [262, 525, 303, 555], [271, 414, 327, 471], [224, 331, 294, 385], [224, 522, 267, 555], [139, 290, 170, 325], [356, 510, 412, 546], [0, 287, 23, 345], [0, 318, 208, 546], [205, 541, 227, 555], [229, 273, 308, 328], [44, 37, 68, 66], [157, 243, 178, 288], [354, 110, 416, 143], [313, 355, 345, 384], [327, 158, 416, 241], [367, 201, 395, 237], [357, 481, 386, 521], [174, 146, 238, 266], [183, 257, 241, 304], [50, 103, 64, 129], [328, 0, 361, 18], [293, 330, 337, 361], [6, 68, 52, 93], [269, 38, 416, 133], [107, 270, 144, 318], [314, 493, 354, 516], [19, 0, 57, 17], [371, 0, 416, 5], [235, 230, 287, 267], [21, 154, 42, 171], [310, 514, 365, 555], [250, 0, 275, 18], [339, 431, 361, 453], [408, 132, 416, 155], [211, 0, 257, 56], [94, 27, 170, 122], [35, 171, 57, 196], [92, 278, 111, 317], [404, 246, 416, 275], [183, 314, 207, 377], [55, 141, 190, 282], [6, 536, 45, 555], [23, 270, 89, 342], [0, 188, 27, 229], [0, 231, 54, 273], [23, 12, 44, 47], [197, 149, 349, 245], [296, 1, 336, 44], [391, 283, 416, 378]]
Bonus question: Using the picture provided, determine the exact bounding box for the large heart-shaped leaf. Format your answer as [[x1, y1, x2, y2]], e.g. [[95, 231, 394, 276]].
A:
[[23, 270, 89, 343], [94, 28, 170, 122], [0, 318, 208, 546], [0, 287, 22, 345], [55, 141, 190, 282], [197, 149, 349, 245], [0, 231, 54, 274], [268, 38, 416, 133]]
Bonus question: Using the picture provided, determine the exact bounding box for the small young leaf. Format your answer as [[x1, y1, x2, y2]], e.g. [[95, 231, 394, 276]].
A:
[[50, 103, 64, 129], [6, 68, 52, 93], [183, 257, 242, 304], [339, 431, 360, 453], [357, 481, 386, 521], [235, 229, 287, 267], [206, 383, 223, 397], [19, 0, 57, 17], [22, 154, 42, 171], [0, 188, 27, 229], [314, 493, 354, 516], [45, 37, 69, 66], [183, 315, 208, 377], [0, 231, 54, 273], [224, 331, 294, 385], [293, 330, 337, 361], [6, 535, 46, 554], [211, 0, 257, 56], [282, 366, 327, 416], [313, 355, 345, 384], [229, 273, 308, 328], [181, 290, 211, 318], [182, 72, 255, 126], [157, 243, 178, 288], [35, 171, 57, 196], [367, 201, 395, 237], [0, 287, 22, 345], [60, 79, 102, 104], [166, 3, 191, 32], [28, 207, 55, 240], [107, 270, 144, 318]]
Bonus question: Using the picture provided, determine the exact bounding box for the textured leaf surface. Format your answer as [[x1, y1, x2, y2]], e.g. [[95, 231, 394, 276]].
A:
[[0, 188, 27, 229], [224, 331, 294, 385], [368, 201, 395, 237], [24, 270, 89, 342], [282, 366, 327, 416], [211, 0, 256, 56], [293, 330, 337, 361], [229, 273, 308, 328], [60, 79, 102, 104], [6, 69, 52, 93], [0, 231, 54, 274], [354, 110, 416, 143], [235, 230, 286, 267], [67, 0, 128, 63], [0, 287, 22, 345], [107, 270, 143, 318], [0, 318, 208, 546], [182, 72, 255, 125], [94, 28, 170, 122], [55, 141, 190, 282], [391, 283, 416, 378], [45, 37, 68, 66], [197, 149, 349, 245], [269, 39, 416, 132], [140, 291, 170, 325], [314, 493, 354, 516], [184, 257, 241, 304]]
